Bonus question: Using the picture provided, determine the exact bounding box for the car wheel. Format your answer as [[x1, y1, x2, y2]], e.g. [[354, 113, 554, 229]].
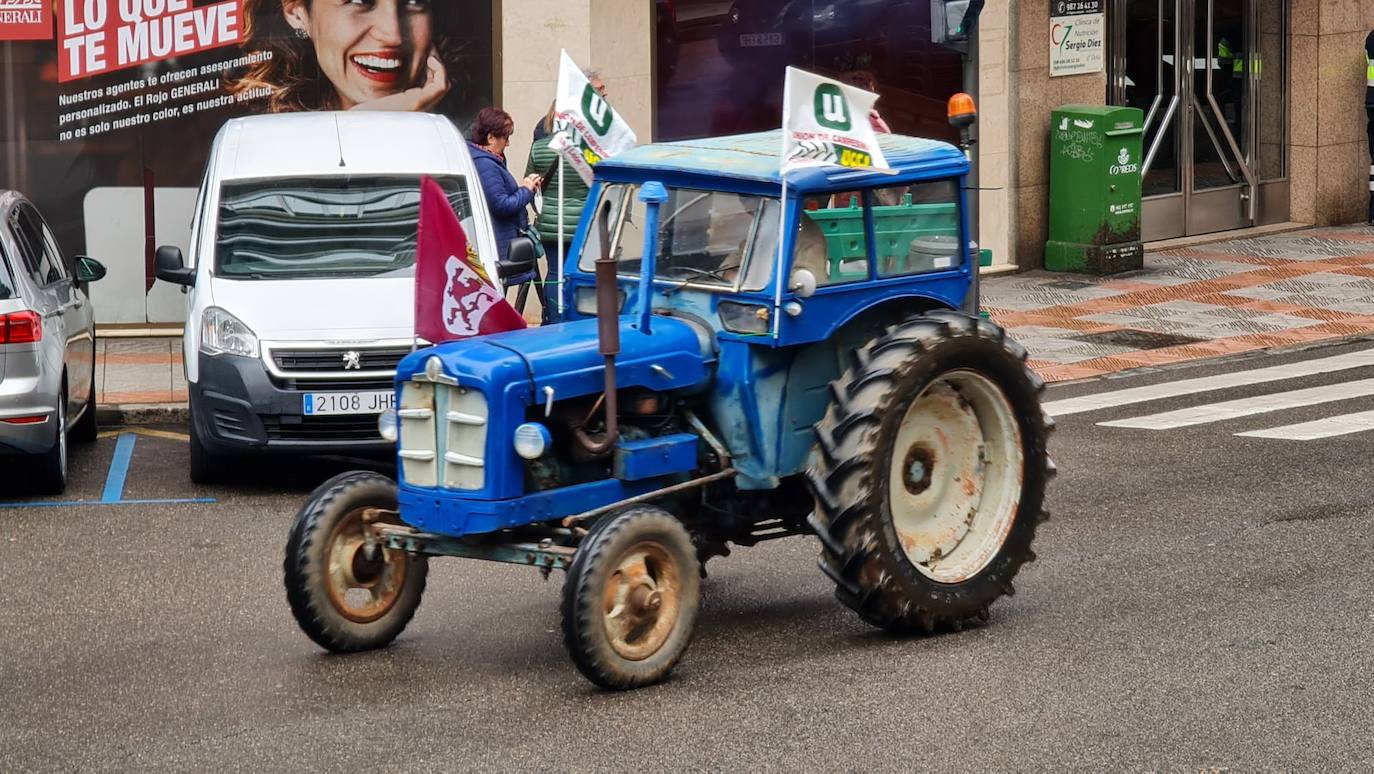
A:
[[71, 371, 98, 443], [189, 414, 222, 485], [33, 396, 68, 495]]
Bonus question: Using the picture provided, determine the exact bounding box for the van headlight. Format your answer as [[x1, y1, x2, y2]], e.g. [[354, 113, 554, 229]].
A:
[[200, 306, 259, 358]]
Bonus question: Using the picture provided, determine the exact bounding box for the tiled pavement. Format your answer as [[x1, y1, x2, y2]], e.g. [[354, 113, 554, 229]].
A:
[[96, 337, 186, 407], [983, 225, 1374, 382], [93, 225, 1374, 407]]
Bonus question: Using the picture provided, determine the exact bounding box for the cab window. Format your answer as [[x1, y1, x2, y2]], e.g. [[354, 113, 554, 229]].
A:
[[579, 184, 778, 291], [793, 179, 962, 287]]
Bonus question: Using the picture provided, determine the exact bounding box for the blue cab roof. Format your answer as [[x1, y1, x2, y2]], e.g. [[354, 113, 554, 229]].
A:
[[593, 130, 969, 194]]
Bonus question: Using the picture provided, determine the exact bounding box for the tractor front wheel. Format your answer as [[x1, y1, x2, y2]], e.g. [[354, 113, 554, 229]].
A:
[[560, 506, 700, 690], [284, 471, 427, 652], [807, 311, 1053, 634]]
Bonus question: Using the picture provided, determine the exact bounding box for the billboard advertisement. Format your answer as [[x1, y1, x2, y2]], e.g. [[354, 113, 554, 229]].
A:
[[0, 0, 495, 324]]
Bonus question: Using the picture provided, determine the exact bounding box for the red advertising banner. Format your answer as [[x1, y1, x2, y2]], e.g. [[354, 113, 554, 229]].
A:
[[0, 0, 52, 40], [58, 0, 241, 82], [0, 0, 496, 324]]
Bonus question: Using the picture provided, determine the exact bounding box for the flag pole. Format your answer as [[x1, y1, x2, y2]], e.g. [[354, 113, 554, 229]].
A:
[[557, 159, 566, 317], [771, 175, 788, 340]]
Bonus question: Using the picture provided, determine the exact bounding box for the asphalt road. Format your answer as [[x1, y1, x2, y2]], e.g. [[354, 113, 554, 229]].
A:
[[3, 339, 1374, 771]]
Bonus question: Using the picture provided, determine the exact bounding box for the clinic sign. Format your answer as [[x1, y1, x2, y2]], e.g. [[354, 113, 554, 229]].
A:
[[1050, 0, 1104, 77]]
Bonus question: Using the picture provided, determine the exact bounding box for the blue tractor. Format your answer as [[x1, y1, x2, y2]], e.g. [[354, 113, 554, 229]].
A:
[[284, 130, 1053, 690]]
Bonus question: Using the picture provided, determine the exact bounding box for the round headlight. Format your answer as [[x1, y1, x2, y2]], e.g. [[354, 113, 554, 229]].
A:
[[377, 408, 398, 443], [513, 422, 551, 460], [424, 355, 444, 381]]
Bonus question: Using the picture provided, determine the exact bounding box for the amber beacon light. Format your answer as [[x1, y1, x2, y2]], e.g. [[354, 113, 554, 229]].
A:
[[947, 93, 977, 129]]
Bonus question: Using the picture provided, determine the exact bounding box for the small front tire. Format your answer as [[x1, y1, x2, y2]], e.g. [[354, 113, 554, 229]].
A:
[[561, 506, 700, 690], [284, 471, 427, 653]]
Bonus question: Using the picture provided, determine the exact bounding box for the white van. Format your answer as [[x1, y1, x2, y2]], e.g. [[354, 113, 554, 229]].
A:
[[155, 112, 499, 483]]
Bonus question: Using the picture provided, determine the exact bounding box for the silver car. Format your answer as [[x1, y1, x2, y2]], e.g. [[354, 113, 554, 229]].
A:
[[0, 191, 106, 494]]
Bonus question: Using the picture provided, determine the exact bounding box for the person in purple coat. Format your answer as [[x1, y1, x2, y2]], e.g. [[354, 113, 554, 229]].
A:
[[468, 107, 542, 261]]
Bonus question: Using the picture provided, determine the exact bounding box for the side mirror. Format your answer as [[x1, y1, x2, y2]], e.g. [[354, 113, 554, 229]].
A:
[[74, 256, 106, 283], [500, 235, 539, 278], [789, 268, 817, 298], [155, 245, 195, 287]]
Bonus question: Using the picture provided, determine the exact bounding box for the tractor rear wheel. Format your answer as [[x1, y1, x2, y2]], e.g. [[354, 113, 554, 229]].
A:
[[806, 311, 1053, 633], [284, 471, 427, 652], [561, 506, 700, 690]]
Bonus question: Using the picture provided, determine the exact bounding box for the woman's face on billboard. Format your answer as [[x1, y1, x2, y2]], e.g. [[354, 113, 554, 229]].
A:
[[286, 0, 435, 109]]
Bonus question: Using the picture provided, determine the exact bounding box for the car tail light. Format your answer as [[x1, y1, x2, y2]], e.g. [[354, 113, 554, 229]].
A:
[[0, 414, 48, 425], [0, 311, 41, 344]]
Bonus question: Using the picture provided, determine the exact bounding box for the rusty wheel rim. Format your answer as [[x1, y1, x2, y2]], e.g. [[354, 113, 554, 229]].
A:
[[600, 541, 682, 661], [324, 508, 409, 624], [887, 369, 1024, 583]]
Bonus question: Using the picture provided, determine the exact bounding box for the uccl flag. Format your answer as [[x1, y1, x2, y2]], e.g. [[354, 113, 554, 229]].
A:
[[781, 66, 891, 174], [414, 177, 525, 345], [551, 50, 637, 185]]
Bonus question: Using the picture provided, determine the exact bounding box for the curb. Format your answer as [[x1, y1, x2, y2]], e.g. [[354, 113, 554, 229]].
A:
[[97, 403, 189, 426]]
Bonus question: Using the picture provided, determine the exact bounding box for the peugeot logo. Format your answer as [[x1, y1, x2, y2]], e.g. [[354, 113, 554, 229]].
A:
[[342, 350, 362, 370]]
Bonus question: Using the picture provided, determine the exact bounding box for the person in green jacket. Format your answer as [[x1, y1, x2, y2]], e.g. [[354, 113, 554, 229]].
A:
[[526, 72, 604, 323]]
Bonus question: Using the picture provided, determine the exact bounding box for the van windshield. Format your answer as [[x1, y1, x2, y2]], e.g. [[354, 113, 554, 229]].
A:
[[215, 175, 473, 280]]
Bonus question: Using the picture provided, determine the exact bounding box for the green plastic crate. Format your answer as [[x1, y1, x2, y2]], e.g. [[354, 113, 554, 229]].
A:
[[802, 195, 961, 280]]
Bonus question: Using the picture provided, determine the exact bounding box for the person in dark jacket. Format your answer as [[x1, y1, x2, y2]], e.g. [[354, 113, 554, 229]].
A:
[[468, 107, 541, 263]]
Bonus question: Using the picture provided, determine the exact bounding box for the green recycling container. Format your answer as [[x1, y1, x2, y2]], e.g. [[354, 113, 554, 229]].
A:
[[1045, 105, 1145, 274]]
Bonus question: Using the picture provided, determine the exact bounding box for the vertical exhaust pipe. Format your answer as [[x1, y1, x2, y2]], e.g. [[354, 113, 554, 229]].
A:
[[576, 182, 668, 455]]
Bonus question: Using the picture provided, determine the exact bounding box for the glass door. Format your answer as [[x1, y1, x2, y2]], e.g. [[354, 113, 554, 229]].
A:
[[1109, 0, 1287, 241]]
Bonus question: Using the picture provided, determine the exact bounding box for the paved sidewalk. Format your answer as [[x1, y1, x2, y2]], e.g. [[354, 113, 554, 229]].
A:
[[92, 225, 1374, 417], [984, 225, 1374, 382], [97, 337, 186, 410]]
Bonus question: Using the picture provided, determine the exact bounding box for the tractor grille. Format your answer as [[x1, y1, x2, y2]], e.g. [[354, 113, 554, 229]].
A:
[[396, 381, 488, 489]]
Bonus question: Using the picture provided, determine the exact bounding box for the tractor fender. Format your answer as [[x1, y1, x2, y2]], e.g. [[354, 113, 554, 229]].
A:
[[822, 294, 956, 343]]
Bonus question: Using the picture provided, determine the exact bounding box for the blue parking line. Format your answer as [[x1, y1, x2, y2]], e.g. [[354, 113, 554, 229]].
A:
[[0, 498, 216, 508], [0, 431, 218, 509], [101, 433, 137, 503]]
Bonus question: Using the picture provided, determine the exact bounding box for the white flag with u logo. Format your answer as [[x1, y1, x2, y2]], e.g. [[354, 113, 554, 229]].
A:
[[780, 66, 890, 174], [551, 50, 638, 186]]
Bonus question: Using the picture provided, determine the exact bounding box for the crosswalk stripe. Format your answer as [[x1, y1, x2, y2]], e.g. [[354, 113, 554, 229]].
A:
[[1043, 348, 1374, 417], [1235, 409, 1374, 440], [1098, 377, 1374, 430]]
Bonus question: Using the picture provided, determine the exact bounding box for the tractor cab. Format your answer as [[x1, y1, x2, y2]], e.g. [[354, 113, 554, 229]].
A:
[[559, 131, 977, 348]]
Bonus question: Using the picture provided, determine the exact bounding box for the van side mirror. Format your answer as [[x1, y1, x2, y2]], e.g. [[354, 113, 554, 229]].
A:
[[155, 245, 195, 287], [74, 256, 106, 283], [500, 235, 539, 279]]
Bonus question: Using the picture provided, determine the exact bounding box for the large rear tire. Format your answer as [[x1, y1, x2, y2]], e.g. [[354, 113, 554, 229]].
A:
[[806, 311, 1053, 633], [284, 471, 427, 653], [561, 506, 700, 690]]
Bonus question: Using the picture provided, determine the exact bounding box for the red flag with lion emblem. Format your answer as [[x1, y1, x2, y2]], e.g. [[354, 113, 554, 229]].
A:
[[415, 176, 526, 344]]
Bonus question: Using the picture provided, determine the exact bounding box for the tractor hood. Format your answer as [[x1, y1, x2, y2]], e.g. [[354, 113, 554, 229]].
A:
[[396, 316, 713, 401]]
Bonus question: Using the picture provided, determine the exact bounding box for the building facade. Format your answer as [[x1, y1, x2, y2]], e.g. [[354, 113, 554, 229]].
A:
[[1, 1, 1368, 324]]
